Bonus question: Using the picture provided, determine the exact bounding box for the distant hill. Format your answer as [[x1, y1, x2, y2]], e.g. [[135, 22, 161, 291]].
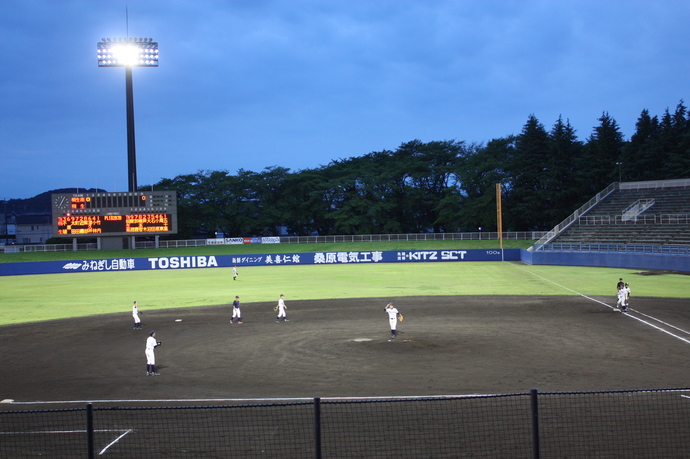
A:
[[3, 188, 107, 215]]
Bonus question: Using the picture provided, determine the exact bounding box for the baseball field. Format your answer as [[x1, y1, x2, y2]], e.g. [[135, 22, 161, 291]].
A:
[[2, 251, 690, 457], [1, 257, 689, 403]]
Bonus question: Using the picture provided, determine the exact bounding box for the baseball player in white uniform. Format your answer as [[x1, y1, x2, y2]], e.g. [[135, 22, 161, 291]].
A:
[[385, 302, 400, 339], [231, 295, 243, 324], [616, 287, 626, 312], [132, 301, 141, 329], [146, 330, 162, 376], [232, 266, 238, 281], [275, 294, 288, 323], [622, 283, 631, 312]]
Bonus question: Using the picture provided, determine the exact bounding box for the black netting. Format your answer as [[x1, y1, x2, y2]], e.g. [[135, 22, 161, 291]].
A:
[[2, 388, 689, 458]]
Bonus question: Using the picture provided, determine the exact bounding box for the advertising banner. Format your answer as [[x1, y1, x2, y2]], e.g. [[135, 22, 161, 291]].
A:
[[0, 249, 521, 276]]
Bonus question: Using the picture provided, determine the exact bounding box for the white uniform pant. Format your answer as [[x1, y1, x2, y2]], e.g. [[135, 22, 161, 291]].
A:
[[232, 308, 241, 319], [389, 317, 397, 331], [277, 308, 286, 318], [133, 313, 140, 324], [145, 349, 155, 365]]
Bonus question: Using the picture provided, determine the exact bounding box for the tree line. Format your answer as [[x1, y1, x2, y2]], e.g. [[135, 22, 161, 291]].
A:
[[152, 101, 690, 238]]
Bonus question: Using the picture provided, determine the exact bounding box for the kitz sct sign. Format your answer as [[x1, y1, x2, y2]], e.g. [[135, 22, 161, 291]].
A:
[[51, 191, 177, 237]]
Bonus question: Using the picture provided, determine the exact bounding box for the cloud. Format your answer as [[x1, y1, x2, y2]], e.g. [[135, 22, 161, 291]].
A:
[[1, 0, 689, 199]]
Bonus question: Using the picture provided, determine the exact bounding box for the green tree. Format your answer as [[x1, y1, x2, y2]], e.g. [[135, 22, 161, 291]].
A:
[[250, 166, 292, 236], [659, 101, 690, 178], [620, 108, 660, 181], [154, 172, 222, 239], [579, 112, 625, 194], [280, 168, 332, 236], [456, 138, 513, 231], [395, 140, 465, 232], [547, 116, 584, 226], [326, 152, 409, 234], [219, 169, 261, 237], [505, 115, 553, 230], [154, 175, 193, 239]]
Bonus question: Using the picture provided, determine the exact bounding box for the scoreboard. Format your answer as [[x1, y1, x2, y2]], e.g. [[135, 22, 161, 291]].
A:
[[51, 191, 177, 237]]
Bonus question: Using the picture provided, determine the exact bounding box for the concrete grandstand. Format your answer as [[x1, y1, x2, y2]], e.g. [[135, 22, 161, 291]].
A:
[[532, 178, 690, 248]]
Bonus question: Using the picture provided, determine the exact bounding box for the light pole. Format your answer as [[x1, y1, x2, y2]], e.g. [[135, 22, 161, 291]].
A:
[[97, 37, 158, 192], [615, 162, 623, 183]]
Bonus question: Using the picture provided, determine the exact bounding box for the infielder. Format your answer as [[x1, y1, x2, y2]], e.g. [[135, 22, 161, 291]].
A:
[[385, 302, 401, 339], [145, 330, 162, 376], [622, 283, 631, 312], [231, 295, 243, 324], [132, 301, 141, 330], [616, 286, 626, 312], [275, 294, 288, 322], [233, 266, 238, 281]]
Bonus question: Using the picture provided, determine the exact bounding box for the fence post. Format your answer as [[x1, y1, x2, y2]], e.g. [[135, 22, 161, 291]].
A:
[[86, 402, 95, 459], [314, 397, 322, 459], [530, 388, 540, 459]]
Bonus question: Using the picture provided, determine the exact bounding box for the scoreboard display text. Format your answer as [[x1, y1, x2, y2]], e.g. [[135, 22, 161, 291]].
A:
[[56, 213, 172, 235], [51, 191, 177, 237]]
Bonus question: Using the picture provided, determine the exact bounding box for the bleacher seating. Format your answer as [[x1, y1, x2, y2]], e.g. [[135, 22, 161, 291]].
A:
[[551, 181, 690, 246]]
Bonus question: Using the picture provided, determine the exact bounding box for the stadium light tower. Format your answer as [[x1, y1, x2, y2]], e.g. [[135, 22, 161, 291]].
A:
[[97, 37, 158, 192]]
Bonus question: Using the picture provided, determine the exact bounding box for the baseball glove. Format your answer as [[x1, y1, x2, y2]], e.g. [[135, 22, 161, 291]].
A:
[[398, 314, 404, 322], [273, 306, 279, 311], [157, 341, 162, 346]]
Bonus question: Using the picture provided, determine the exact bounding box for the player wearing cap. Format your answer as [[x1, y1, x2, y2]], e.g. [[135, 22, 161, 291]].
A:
[[385, 302, 401, 339], [275, 294, 288, 323], [616, 286, 626, 312], [230, 295, 243, 324], [622, 283, 631, 312], [146, 330, 162, 376], [614, 278, 626, 312], [132, 301, 142, 330]]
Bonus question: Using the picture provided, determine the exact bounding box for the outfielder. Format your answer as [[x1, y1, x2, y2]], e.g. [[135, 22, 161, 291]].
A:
[[132, 301, 141, 330], [385, 302, 401, 339], [275, 294, 288, 323], [230, 295, 243, 324], [145, 330, 162, 376], [233, 266, 238, 281]]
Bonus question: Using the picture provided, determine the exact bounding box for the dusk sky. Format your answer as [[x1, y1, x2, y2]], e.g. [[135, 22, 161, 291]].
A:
[[2, 1, 689, 200]]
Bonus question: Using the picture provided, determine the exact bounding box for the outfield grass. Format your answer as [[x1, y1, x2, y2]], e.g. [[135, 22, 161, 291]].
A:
[[0, 239, 533, 263], [1, 261, 688, 326]]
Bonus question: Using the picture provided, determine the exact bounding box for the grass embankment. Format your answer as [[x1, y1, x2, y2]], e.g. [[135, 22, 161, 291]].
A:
[[0, 239, 533, 263]]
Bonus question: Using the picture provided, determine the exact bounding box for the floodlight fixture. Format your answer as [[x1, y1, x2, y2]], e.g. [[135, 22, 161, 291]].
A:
[[97, 38, 158, 67], [97, 37, 159, 192]]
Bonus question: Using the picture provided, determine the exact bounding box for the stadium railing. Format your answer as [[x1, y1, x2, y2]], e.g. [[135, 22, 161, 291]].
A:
[[1, 232, 546, 253], [537, 243, 690, 256]]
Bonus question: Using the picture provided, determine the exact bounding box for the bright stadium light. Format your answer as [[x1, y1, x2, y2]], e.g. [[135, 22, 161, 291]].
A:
[[97, 37, 159, 192], [97, 38, 159, 68]]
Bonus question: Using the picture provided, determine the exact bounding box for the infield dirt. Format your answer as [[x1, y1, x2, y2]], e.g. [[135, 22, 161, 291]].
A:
[[1, 295, 690, 406]]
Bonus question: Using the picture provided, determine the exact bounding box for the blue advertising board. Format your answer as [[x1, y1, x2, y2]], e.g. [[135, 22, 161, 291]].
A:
[[0, 249, 521, 276]]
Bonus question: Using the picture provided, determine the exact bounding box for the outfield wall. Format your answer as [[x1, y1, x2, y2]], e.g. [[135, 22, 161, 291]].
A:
[[522, 249, 690, 273], [0, 249, 521, 276], [1, 247, 687, 276]]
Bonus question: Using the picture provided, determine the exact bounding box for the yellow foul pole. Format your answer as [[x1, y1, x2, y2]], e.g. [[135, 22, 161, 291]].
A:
[[496, 183, 503, 251]]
